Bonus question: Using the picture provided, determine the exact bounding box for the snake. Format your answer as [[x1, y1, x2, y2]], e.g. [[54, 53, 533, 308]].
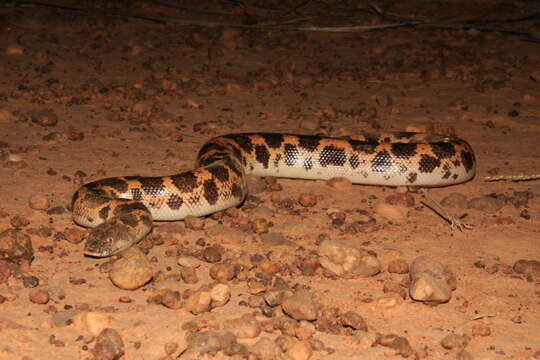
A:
[[71, 132, 476, 257]]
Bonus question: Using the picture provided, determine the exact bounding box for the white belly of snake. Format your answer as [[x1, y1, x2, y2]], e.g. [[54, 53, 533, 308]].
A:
[[72, 132, 476, 257]]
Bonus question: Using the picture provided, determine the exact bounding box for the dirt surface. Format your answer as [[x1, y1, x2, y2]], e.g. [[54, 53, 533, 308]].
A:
[[0, 1, 539, 359]]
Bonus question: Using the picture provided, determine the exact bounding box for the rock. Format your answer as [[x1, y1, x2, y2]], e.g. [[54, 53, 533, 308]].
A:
[[29, 289, 49, 304], [409, 256, 455, 304], [295, 320, 316, 340], [184, 215, 205, 230], [74, 312, 113, 336], [471, 325, 491, 337], [184, 330, 244, 357], [93, 328, 125, 360], [382, 282, 407, 299], [177, 256, 202, 268], [375, 334, 414, 358], [340, 311, 367, 331], [513, 259, 540, 277], [375, 293, 403, 309], [298, 194, 318, 207], [326, 177, 352, 189], [109, 248, 153, 290], [440, 333, 469, 350], [441, 193, 468, 209], [260, 232, 295, 247], [29, 109, 58, 127], [203, 246, 222, 263], [185, 283, 231, 314], [318, 240, 381, 278], [387, 259, 409, 274], [160, 290, 182, 309], [209, 263, 236, 281], [28, 194, 49, 210], [180, 267, 199, 284], [468, 196, 504, 212], [282, 290, 318, 321], [249, 337, 278, 360], [10, 215, 30, 228], [251, 218, 270, 234], [374, 203, 408, 221], [204, 224, 250, 245], [63, 228, 85, 244], [0, 229, 33, 265], [286, 340, 312, 360], [223, 317, 262, 339]]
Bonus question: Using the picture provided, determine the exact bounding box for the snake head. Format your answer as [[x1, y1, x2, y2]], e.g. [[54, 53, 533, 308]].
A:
[[83, 220, 134, 257]]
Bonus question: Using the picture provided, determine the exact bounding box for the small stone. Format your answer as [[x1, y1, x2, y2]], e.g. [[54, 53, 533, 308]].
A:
[[299, 115, 320, 132], [177, 256, 202, 268], [387, 259, 409, 274], [513, 259, 540, 277], [29, 289, 49, 304], [260, 232, 294, 247], [223, 317, 261, 339], [29, 194, 49, 210], [160, 290, 182, 309], [440, 333, 469, 350], [340, 311, 367, 331], [29, 109, 58, 127], [10, 215, 30, 228], [385, 193, 415, 207], [374, 203, 408, 221], [109, 248, 153, 290], [441, 193, 468, 209], [382, 282, 407, 299], [375, 293, 403, 309], [409, 256, 455, 304], [0, 229, 34, 265], [249, 337, 278, 360], [180, 267, 199, 284], [295, 320, 316, 340], [456, 349, 474, 360], [93, 328, 125, 360], [23, 275, 39, 288], [298, 194, 317, 207], [203, 246, 222, 263], [184, 215, 205, 230], [468, 196, 504, 212], [252, 218, 270, 234], [63, 228, 85, 244], [471, 325, 491, 337], [282, 290, 318, 321], [184, 330, 241, 357], [376, 334, 414, 358], [209, 263, 236, 281], [286, 340, 312, 360], [318, 240, 381, 278], [326, 177, 352, 189], [73, 312, 113, 336], [6, 44, 24, 55]]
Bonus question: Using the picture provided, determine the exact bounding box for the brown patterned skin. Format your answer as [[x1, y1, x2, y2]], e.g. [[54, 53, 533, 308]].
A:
[[72, 132, 476, 257]]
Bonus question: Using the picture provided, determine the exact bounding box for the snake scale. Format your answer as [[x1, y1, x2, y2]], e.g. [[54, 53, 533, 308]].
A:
[[72, 132, 476, 257]]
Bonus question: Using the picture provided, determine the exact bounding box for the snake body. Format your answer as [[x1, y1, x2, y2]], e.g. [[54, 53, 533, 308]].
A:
[[72, 132, 476, 257]]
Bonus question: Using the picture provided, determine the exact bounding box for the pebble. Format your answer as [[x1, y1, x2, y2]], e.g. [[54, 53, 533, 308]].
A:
[[0, 229, 34, 265], [440, 333, 469, 350], [184, 215, 205, 230], [298, 193, 318, 207], [180, 267, 199, 284], [385, 193, 415, 207], [467, 196, 504, 212], [409, 256, 455, 304], [185, 283, 231, 314], [209, 263, 236, 281], [245, 175, 267, 194], [223, 317, 262, 339], [160, 290, 183, 309], [374, 203, 408, 221], [318, 240, 381, 278], [249, 337, 278, 360], [375, 334, 414, 358], [177, 256, 202, 268], [109, 248, 153, 290], [93, 328, 125, 360], [252, 218, 270, 233], [326, 177, 352, 189], [382, 282, 407, 299], [28, 194, 49, 210], [261, 232, 295, 247], [295, 320, 316, 340], [202, 246, 222, 263], [6, 44, 24, 55], [184, 330, 243, 357], [286, 340, 312, 360], [63, 228, 85, 244], [29, 289, 49, 304], [73, 311, 113, 336], [340, 311, 367, 331], [471, 325, 491, 337], [10, 215, 30, 228], [441, 193, 468, 209], [282, 290, 318, 321], [29, 109, 58, 127], [513, 259, 540, 277], [374, 293, 403, 309], [387, 259, 409, 274]]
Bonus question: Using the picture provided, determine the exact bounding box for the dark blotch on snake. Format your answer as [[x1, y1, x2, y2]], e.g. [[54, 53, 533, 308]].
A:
[[431, 142, 456, 159], [91, 177, 129, 193], [231, 183, 244, 199], [418, 154, 441, 173], [349, 154, 360, 169], [303, 157, 313, 170], [461, 151, 475, 173], [371, 150, 394, 173], [118, 213, 138, 227], [255, 144, 270, 169], [139, 177, 165, 196], [131, 188, 143, 201], [284, 144, 299, 167], [208, 166, 229, 183], [171, 172, 199, 193], [350, 140, 378, 155], [298, 135, 320, 152], [391, 143, 418, 159], [98, 206, 110, 221], [203, 179, 219, 205], [319, 146, 346, 167], [113, 202, 149, 216], [407, 172, 418, 183], [227, 134, 253, 153], [261, 133, 284, 149], [167, 194, 183, 210]]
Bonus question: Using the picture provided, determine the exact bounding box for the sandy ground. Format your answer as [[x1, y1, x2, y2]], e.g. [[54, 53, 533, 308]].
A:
[[0, 1, 539, 359]]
